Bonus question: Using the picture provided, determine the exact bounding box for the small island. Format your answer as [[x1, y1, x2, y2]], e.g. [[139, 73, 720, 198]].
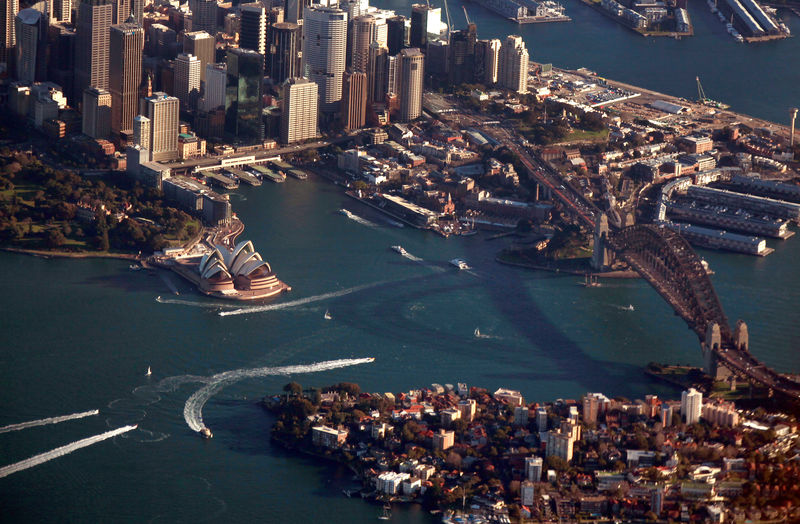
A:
[[265, 381, 800, 522]]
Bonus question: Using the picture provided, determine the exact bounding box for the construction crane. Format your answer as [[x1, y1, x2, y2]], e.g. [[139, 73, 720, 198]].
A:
[[696, 76, 730, 110], [463, 5, 471, 25], [443, 0, 453, 43]]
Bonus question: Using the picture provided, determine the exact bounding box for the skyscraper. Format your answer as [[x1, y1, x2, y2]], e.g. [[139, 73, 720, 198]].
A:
[[499, 35, 528, 94], [133, 114, 150, 149], [82, 86, 111, 138], [284, 0, 311, 24], [386, 15, 406, 55], [280, 77, 318, 144], [14, 8, 47, 83], [111, 0, 130, 25], [301, 5, 347, 112], [448, 23, 476, 86], [143, 92, 179, 161], [202, 63, 226, 111], [341, 70, 366, 131], [183, 31, 214, 83], [681, 388, 703, 424], [1, 0, 20, 73], [366, 41, 386, 103], [109, 22, 143, 134], [74, 0, 112, 96], [474, 38, 500, 85], [239, 3, 266, 61], [189, 0, 216, 35], [225, 48, 263, 143], [397, 47, 423, 122], [409, 4, 439, 48], [53, 0, 72, 22], [349, 15, 374, 73], [268, 22, 300, 85], [131, 0, 143, 25], [174, 53, 201, 109]]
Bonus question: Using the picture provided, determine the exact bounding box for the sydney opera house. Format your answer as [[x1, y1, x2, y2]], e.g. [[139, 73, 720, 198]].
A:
[[193, 240, 290, 299]]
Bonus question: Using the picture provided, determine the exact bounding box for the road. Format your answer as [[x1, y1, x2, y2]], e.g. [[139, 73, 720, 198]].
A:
[[160, 135, 355, 175]]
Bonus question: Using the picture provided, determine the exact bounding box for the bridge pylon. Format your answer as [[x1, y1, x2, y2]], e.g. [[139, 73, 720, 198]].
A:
[[703, 322, 731, 380], [733, 320, 749, 353]]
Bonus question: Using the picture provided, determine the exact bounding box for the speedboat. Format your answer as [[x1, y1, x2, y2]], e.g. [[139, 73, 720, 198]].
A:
[[324, 309, 332, 320], [391, 245, 407, 255], [338, 208, 353, 217], [450, 258, 470, 270], [366, 357, 375, 362], [145, 366, 152, 376], [626, 304, 635, 311], [200, 427, 213, 439]]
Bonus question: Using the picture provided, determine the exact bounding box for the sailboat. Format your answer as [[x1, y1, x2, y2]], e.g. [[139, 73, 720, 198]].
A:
[[474, 327, 481, 337], [324, 309, 332, 320], [145, 366, 152, 376]]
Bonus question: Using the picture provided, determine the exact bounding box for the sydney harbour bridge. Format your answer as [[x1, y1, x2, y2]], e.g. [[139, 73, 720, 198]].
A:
[[596, 220, 800, 400]]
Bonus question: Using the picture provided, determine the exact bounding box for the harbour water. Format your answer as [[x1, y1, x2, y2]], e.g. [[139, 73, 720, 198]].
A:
[[2, 7, 800, 522]]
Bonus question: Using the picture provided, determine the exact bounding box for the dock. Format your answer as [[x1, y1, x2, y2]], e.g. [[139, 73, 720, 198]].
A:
[[250, 164, 286, 183], [224, 168, 262, 186], [204, 171, 239, 190], [288, 169, 308, 180]]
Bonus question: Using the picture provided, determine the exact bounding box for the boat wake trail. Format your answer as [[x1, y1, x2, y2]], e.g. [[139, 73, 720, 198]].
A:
[[0, 410, 99, 434], [155, 296, 236, 309], [183, 358, 374, 432], [401, 252, 423, 263], [0, 425, 137, 479], [340, 210, 378, 228], [219, 281, 387, 317]]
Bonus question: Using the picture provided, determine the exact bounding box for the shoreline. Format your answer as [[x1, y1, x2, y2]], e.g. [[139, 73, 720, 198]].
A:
[[0, 246, 140, 261], [495, 254, 641, 278]]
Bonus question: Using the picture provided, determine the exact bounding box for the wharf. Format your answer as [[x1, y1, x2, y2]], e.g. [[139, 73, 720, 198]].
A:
[[204, 172, 239, 190], [516, 14, 571, 23], [579, 0, 692, 37], [344, 191, 424, 229], [225, 168, 262, 186]]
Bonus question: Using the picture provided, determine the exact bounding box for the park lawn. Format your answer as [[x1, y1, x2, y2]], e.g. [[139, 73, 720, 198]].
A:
[[557, 128, 609, 143]]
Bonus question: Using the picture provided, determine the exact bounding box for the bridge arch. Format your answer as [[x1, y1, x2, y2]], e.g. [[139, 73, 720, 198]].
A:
[[606, 225, 730, 342]]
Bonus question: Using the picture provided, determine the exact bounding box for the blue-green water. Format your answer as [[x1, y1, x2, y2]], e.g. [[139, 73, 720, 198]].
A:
[[2, 7, 800, 521]]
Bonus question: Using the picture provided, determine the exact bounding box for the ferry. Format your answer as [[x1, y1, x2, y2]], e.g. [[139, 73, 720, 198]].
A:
[[200, 427, 213, 439], [450, 258, 471, 270], [391, 245, 407, 255]]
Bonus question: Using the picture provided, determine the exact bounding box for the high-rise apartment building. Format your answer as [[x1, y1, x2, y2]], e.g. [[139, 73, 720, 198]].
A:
[[301, 5, 347, 112], [53, 0, 72, 22], [225, 48, 263, 143], [397, 47, 423, 122], [524, 456, 542, 482], [109, 22, 143, 134], [82, 86, 112, 138], [143, 92, 179, 161], [183, 31, 214, 83], [681, 388, 703, 424], [475, 38, 501, 85], [14, 8, 47, 83], [202, 62, 226, 111], [280, 77, 318, 144], [174, 53, 201, 109], [1, 0, 19, 74], [499, 34, 528, 94], [268, 22, 300, 85], [74, 0, 112, 96], [239, 3, 266, 61], [341, 70, 366, 131], [111, 0, 130, 25], [409, 4, 439, 48]]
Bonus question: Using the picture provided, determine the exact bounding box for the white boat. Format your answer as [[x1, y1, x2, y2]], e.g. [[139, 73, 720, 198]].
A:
[[129, 264, 141, 271], [338, 208, 353, 217], [391, 245, 407, 255], [474, 327, 481, 337], [450, 258, 470, 270], [626, 304, 635, 311], [145, 366, 152, 376], [324, 309, 332, 320], [200, 427, 213, 439]]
